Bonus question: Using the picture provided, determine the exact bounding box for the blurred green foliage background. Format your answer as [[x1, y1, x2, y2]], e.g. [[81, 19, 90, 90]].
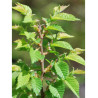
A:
[[12, 0, 85, 98]]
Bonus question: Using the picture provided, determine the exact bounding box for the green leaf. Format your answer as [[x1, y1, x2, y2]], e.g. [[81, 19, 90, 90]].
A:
[[65, 53, 85, 65], [26, 81, 32, 90], [54, 5, 69, 13], [12, 25, 24, 31], [12, 65, 21, 71], [51, 41, 73, 50], [12, 72, 20, 86], [23, 15, 33, 23], [42, 17, 51, 26], [17, 72, 30, 89], [64, 77, 80, 98], [14, 39, 30, 50], [55, 61, 69, 79], [57, 32, 74, 40], [12, 3, 32, 15], [24, 31, 36, 40], [72, 69, 85, 74], [46, 24, 65, 32], [29, 48, 45, 64], [45, 34, 56, 40], [31, 77, 42, 96], [49, 85, 60, 98], [49, 80, 65, 98], [71, 48, 85, 54], [51, 13, 80, 21]]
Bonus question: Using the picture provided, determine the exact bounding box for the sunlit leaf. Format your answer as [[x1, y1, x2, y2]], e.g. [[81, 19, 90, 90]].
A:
[[64, 77, 80, 98], [17, 72, 30, 89], [12, 72, 20, 86], [23, 15, 33, 23], [71, 48, 85, 54], [31, 77, 42, 96], [65, 53, 85, 65], [46, 24, 65, 32], [29, 48, 45, 64], [12, 65, 21, 71], [54, 5, 69, 13], [72, 69, 85, 74], [57, 32, 74, 40], [49, 80, 65, 98], [12, 2, 32, 15], [55, 61, 69, 79], [12, 25, 24, 31], [14, 39, 30, 50], [51, 41, 73, 50], [51, 13, 80, 21]]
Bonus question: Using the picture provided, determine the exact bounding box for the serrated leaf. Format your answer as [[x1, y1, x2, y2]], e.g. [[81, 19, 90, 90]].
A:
[[46, 24, 65, 32], [66, 53, 85, 65], [49, 85, 60, 98], [12, 72, 20, 86], [45, 34, 56, 40], [12, 25, 24, 31], [14, 39, 30, 50], [31, 77, 42, 96], [64, 77, 80, 98], [23, 15, 33, 23], [17, 72, 30, 89], [24, 31, 36, 40], [55, 61, 69, 79], [26, 81, 32, 90], [72, 69, 85, 74], [51, 13, 80, 21], [49, 80, 65, 98], [71, 48, 85, 54], [42, 17, 51, 26], [54, 5, 69, 13], [12, 3, 32, 15], [51, 41, 73, 50], [57, 32, 74, 40], [29, 48, 45, 64], [12, 65, 21, 71]]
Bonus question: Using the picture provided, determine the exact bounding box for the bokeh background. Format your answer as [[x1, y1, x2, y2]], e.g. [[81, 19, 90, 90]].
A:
[[12, 0, 85, 98]]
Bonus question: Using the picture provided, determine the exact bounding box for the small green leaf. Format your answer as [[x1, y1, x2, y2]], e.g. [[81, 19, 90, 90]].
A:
[[55, 61, 69, 79], [12, 65, 21, 71], [57, 32, 74, 40], [14, 39, 30, 50], [51, 41, 73, 50], [54, 5, 69, 13], [23, 15, 33, 23], [12, 72, 20, 86], [49, 80, 65, 98], [17, 72, 30, 89], [64, 77, 80, 98], [31, 77, 42, 96], [12, 3, 32, 15], [65, 53, 85, 65], [45, 34, 56, 40], [71, 48, 85, 54], [12, 25, 24, 31], [49, 85, 60, 98], [51, 13, 80, 21], [46, 24, 65, 32], [29, 48, 45, 64], [42, 17, 51, 26], [24, 31, 36, 40], [72, 69, 85, 74]]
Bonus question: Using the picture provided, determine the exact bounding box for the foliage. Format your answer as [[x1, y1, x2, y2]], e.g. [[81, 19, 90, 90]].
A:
[[12, 3, 85, 98]]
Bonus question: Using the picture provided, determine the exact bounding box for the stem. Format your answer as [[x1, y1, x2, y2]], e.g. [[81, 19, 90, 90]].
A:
[[38, 25, 45, 98]]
